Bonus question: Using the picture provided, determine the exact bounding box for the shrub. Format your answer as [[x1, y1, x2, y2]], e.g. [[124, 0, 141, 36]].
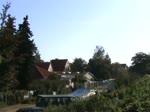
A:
[[0, 101, 6, 108], [21, 97, 36, 104], [29, 79, 71, 95], [47, 104, 67, 112], [45, 76, 150, 112]]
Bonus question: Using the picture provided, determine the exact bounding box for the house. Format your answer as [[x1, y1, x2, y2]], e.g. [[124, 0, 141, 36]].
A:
[[48, 59, 71, 73], [36, 62, 50, 70], [32, 62, 52, 79], [32, 59, 71, 79], [83, 72, 94, 81], [120, 64, 128, 70], [35, 65, 52, 79]]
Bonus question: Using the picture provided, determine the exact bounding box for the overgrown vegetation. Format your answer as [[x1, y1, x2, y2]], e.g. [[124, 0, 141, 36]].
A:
[[29, 79, 71, 95], [0, 90, 35, 106], [46, 76, 150, 112]]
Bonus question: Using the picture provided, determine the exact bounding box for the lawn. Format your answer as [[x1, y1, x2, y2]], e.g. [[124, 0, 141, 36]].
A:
[[0, 104, 34, 112]]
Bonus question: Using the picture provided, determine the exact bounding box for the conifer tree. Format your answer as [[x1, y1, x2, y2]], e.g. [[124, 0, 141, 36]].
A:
[[15, 16, 37, 89], [0, 3, 41, 90], [0, 7, 18, 91]]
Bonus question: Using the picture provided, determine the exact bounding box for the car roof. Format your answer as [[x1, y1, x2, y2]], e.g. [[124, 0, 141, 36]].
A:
[[17, 106, 44, 111]]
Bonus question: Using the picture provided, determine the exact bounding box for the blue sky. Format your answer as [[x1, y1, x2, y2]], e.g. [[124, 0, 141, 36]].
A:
[[1, 0, 150, 65]]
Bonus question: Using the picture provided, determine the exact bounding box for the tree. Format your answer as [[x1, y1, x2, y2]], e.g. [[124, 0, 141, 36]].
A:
[[0, 3, 14, 61], [14, 16, 37, 89], [111, 63, 129, 85], [0, 3, 18, 91], [0, 3, 10, 29], [88, 46, 111, 80], [0, 3, 40, 90], [34, 49, 43, 63], [130, 52, 150, 75], [71, 58, 87, 73]]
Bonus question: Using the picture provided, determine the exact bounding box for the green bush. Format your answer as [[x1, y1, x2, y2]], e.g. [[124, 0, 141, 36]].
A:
[[46, 76, 150, 112], [21, 97, 36, 104], [0, 101, 6, 108], [0, 90, 29, 105], [47, 104, 67, 112], [29, 79, 71, 95]]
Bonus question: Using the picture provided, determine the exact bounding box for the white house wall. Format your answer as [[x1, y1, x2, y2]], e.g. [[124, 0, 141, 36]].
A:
[[64, 60, 71, 72], [48, 63, 53, 72]]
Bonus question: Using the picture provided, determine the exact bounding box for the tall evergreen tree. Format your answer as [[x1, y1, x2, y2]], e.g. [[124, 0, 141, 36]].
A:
[[0, 3, 10, 29], [0, 3, 12, 61], [34, 49, 43, 63], [0, 3, 41, 90], [0, 10, 18, 91], [15, 16, 37, 89]]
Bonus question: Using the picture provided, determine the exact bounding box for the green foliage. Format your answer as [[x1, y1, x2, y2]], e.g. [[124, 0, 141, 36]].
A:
[[71, 73, 86, 89], [72, 73, 86, 83], [15, 16, 37, 89], [88, 46, 111, 80], [47, 76, 150, 112], [71, 58, 87, 73], [47, 105, 67, 112], [0, 3, 41, 90], [29, 79, 70, 95], [0, 4, 18, 91], [111, 63, 129, 86], [0, 16, 16, 60], [130, 52, 150, 75], [0, 90, 31, 105], [21, 97, 35, 104], [0, 3, 11, 29], [34, 49, 43, 63], [68, 100, 87, 112], [48, 73, 60, 80], [0, 101, 6, 108], [110, 76, 150, 111]]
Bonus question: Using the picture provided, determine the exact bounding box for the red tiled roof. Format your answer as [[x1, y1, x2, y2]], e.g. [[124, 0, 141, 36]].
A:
[[35, 65, 51, 78], [51, 59, 68, 72], [36, 62, 50, 70]]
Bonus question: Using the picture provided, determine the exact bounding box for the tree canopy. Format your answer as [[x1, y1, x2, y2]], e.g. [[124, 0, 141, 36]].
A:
[[111, 63, 129, 85], [0, 3, 18, 91], [88, 46, 111, 80], [71, 58, 87, 73], [14, 16, 37, 89], [130, 52, 150, 75]]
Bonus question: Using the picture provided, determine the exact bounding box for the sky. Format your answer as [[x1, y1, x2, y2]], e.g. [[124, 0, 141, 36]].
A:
[[1, 0, 150, 66]]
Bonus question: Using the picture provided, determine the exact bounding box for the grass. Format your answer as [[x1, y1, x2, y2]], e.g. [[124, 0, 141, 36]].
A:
[[0, 104, 34, 112]]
